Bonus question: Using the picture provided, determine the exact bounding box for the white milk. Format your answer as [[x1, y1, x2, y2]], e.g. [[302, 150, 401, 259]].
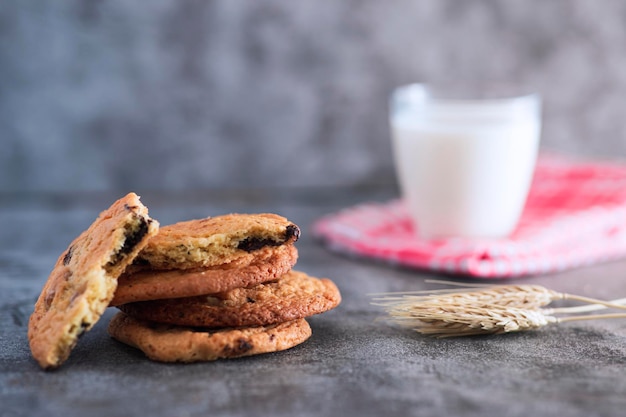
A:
[[390, 87, 541, 239]]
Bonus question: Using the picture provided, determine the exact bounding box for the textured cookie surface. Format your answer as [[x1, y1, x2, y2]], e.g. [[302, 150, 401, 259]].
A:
[[28, 193, 159, 369], [135, 213, 300, 270], [111, 244, 298, 306], [108, 313, 311, 363], [118, 270, 341, 327]]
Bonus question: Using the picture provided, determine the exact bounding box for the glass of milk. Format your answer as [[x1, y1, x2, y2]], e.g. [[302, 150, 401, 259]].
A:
[[390, 83, 541, 239]]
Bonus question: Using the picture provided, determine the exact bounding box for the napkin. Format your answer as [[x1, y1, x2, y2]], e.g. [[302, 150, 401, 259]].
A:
[[312, 154, 626, 278]]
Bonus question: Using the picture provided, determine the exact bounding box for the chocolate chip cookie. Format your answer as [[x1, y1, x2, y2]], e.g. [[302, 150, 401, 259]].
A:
[[108, 312, 311, 363], [117, 270, 341, 327], [111, 213, 300, 305], [111, 244, 298, 306], [28, 193, 159, 369], [134, 213, 300, 269]]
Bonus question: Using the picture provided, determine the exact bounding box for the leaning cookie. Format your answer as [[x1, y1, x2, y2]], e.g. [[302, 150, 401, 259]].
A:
[[117, 270, 341, 327], [108, 312, 311, 363], [28, 193, 159, 369], [111, 244, 298, 306], [134, 213, 300, 270]]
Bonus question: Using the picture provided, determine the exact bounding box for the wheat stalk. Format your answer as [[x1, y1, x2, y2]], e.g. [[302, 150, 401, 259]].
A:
[[545, 297, 626, 315], [373, 282, 626, 338], [390, 302, 556, 336], [386, 302, 626, 338], [372, 282, 626, 313], [372, 285, 559, 310]]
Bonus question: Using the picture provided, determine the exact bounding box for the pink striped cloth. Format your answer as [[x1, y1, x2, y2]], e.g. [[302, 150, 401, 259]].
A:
[[312, 154, 626, 278]]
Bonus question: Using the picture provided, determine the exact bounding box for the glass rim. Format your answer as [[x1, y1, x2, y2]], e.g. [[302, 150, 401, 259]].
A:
[[392, 83, 540, 106]]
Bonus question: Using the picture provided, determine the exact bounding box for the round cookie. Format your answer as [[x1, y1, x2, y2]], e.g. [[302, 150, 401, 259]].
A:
[[135, 213, 300, 270], [108, 312, 312, 363], [117, 270, 342, 327], [111, 244, 298, 306], [28, 193, 159, 369]]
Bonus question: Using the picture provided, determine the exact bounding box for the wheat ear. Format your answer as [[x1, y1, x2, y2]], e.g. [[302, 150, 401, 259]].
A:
[[388, 303, 556, 337], [386, 302, 626, 338], [372, 284, 626, 312], [372, 285, 559, 310], [373, 282, 626, 338]]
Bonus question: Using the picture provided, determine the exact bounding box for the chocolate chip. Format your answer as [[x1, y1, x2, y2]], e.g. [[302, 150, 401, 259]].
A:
[[285, 224, 300, 242], [43, 269, 71, 311], [236, 224, 301, 252], [107, 217, 150, 268], [78, 320, 90, 336], [70, 320, 91, 339], [236, 338, 253, 353], [246, 297, 256, 303], [221, 338, 254, 355], [62, 246, 74, 266], [120, 218, 150, 257], [237, 237, 275, 252]]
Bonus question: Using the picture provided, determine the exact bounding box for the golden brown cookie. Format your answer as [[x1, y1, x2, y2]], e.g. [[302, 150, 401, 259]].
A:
[[111, 244, 298, 306], [135, 213, 300, 270], [28, 193, 159, 369], [108, 312, 311, 363], [117, 270, 342, 327]]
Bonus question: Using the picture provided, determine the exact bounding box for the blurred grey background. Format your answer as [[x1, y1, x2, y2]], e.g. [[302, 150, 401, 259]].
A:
[[2, 0, 626, 192]]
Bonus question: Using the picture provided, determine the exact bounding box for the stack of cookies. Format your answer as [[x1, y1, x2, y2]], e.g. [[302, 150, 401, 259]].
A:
[[109, 212, 341, 363], [28, 193, 341, 369]]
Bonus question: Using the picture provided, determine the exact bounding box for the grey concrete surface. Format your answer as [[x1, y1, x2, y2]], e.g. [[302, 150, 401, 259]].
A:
[[2, 190, 626, 417], [3, 1, 626, 192]]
